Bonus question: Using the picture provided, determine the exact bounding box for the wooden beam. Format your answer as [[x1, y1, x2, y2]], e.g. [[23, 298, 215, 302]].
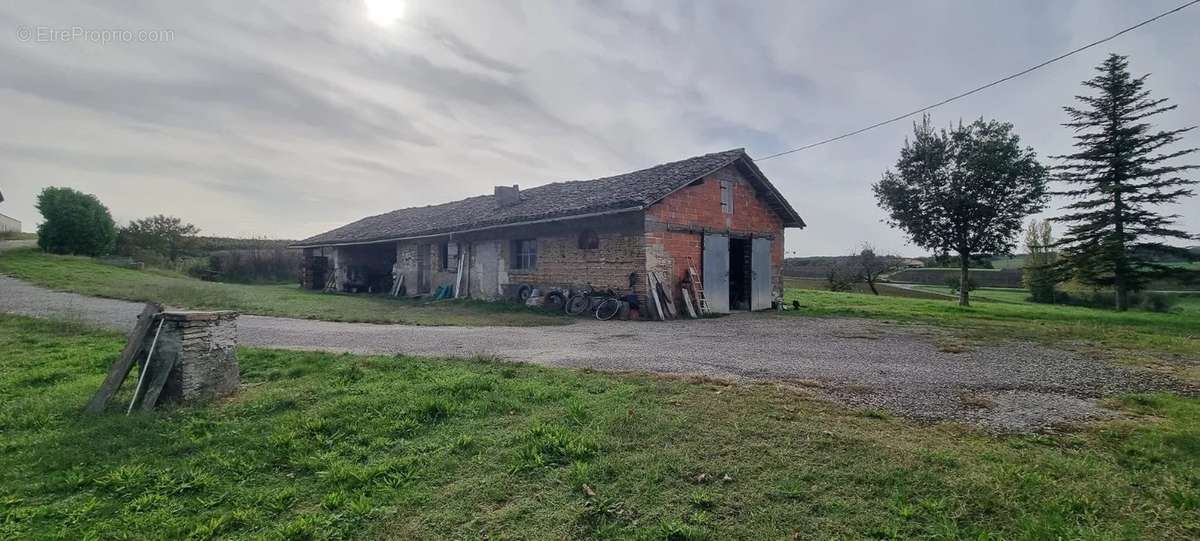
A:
[[654, 272, 677, 319], [85, 303, 162, 414], [139, 342, 179, 412], [646, 274, 664, 321], [453, 244, 466, 298]]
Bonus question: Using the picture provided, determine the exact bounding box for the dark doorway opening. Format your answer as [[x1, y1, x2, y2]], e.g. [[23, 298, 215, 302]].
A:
[[728, 237, 752, 310]]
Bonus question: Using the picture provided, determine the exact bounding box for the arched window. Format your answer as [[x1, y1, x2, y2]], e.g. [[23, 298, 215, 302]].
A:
[[577, 229, 599, 250]]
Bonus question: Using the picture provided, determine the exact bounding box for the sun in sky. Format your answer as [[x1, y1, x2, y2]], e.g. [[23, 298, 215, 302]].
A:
[[364, 0, 406, 26]]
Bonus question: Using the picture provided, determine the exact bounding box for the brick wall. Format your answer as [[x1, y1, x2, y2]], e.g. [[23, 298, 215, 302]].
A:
[[646, 165, 784, 232], [644, 164, 786, 297]]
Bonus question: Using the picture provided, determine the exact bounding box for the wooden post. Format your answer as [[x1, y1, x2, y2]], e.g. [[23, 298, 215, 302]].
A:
[[453, 244, 466, 298], [85, 303, 162, 414], [646, 274, 664, 321]]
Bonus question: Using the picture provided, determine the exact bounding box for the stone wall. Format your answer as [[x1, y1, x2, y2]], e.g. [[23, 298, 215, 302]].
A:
[[386, 211, 646, 301], [150, 311, 239, 405], [299, 247, 329, 290]]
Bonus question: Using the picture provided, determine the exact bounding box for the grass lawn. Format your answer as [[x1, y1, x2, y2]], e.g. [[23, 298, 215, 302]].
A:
[[910, 285, 1040, 304], [1, 314, 1198, 539], [910, 285, 1200, 320], [0, 248, 566, 326], [783, 276, 948, 300], [783, 287, 1200, 376]]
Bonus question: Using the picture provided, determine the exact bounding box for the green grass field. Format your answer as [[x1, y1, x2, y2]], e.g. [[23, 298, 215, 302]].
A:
[[909, 285, 1045, 304], [909, 284, 1200, 316], [2, 314, 1198, 539], [783, 287, 1200, 376], [0, 248, 566, 326], [783, 276, 948, 300]]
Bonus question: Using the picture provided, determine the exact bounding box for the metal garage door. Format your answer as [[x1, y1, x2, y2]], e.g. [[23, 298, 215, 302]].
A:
[[751, 238, 773, 310], [703, 234, 729, 313]]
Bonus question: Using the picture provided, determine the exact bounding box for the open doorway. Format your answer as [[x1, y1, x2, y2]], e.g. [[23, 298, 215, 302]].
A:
[[728, 237, 752, 310]]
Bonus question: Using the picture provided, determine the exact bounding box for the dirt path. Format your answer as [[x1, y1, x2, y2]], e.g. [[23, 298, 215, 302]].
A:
[[0, 274, 1181, 432]]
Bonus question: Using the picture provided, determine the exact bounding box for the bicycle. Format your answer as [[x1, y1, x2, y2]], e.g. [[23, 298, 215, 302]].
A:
[[565, 284, 623, 320]]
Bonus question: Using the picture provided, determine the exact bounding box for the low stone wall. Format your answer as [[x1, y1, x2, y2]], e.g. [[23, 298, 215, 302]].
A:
[[147, 311, 240, 405]]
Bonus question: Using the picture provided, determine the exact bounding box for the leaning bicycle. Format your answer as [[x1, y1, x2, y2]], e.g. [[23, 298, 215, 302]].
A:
[[565, 284, 623, 320]]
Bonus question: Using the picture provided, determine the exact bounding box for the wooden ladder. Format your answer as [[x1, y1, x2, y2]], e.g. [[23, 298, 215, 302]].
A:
[[686, 256, 709, 314]]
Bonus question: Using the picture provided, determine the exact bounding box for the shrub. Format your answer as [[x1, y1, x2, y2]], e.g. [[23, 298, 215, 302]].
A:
[[1140, 292, 1179, 313], [1023, 220, 1060, 304], [116, 215, 199, 263], [35, 187, 116, 256], [1026, 279, 1058, 304], [1054, 290, 1181, 313], [944, 275, 977, 294], [187, 245, 300, 284], [826, 261, 857, 292]]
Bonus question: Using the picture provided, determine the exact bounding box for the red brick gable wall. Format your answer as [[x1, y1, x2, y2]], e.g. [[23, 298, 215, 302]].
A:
[[646, 165, 784, 233], [644, 164, 786, 302]]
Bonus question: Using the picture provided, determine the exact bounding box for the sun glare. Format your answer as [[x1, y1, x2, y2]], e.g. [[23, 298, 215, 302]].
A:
[[364, 0, 406, 27]]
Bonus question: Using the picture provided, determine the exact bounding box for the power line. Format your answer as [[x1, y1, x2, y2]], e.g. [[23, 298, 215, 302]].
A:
[[754, 0, 1200, 162]]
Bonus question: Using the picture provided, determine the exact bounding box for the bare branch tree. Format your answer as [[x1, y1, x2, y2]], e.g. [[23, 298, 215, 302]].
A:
[[850, 243, 901, 295]]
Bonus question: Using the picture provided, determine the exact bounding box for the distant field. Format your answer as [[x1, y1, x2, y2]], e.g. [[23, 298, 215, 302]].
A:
[[783, 277, 948, 300], [988, 255, 1027, 270], [887, 267, 1024, 288], [910, 285, 1034, 304], [0, 248, 567, 327]]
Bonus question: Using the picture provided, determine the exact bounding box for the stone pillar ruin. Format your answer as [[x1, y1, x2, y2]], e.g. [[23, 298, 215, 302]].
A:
[[143, 311, 240, 405]]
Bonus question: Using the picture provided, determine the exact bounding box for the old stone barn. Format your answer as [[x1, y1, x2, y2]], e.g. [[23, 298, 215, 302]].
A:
[[292, 149, 804, 313]]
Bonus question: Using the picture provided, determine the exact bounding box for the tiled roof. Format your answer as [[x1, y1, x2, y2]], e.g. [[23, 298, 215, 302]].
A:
[[293, 149, 802, 247]]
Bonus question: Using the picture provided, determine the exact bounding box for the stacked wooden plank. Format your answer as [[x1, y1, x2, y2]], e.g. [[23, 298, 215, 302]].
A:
[[85, 303, 162, 414], [646, 271, 703, 321]]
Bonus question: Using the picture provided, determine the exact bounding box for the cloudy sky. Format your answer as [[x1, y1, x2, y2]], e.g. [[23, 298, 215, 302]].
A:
[[1, 0, 1196, 256]]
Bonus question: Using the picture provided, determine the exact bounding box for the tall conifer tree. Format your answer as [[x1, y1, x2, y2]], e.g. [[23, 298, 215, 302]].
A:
[[1052, 54, 1198, 310]]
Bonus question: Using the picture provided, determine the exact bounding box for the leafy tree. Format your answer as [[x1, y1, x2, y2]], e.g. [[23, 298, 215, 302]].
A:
[[118, 215, 200, 263], [874, 115, 1049, 306], [1023, 219, 1058, 303], [850, 243, 900, 295], [1051, 54, 1198, 310], [35, 187, 116, 256]]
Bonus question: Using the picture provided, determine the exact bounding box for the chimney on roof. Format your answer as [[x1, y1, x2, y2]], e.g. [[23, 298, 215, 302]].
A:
[[495, 184, 520, 207]]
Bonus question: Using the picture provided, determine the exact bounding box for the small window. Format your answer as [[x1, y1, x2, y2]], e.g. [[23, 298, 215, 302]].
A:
[[720, 179, 734, 214], [577, 229, 599, 250], [439, 242, 459, 271], [512, 239, 537, 270]]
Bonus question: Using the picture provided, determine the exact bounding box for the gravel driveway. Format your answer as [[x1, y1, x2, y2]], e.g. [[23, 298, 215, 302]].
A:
[[0, 274, 1183, 432]]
